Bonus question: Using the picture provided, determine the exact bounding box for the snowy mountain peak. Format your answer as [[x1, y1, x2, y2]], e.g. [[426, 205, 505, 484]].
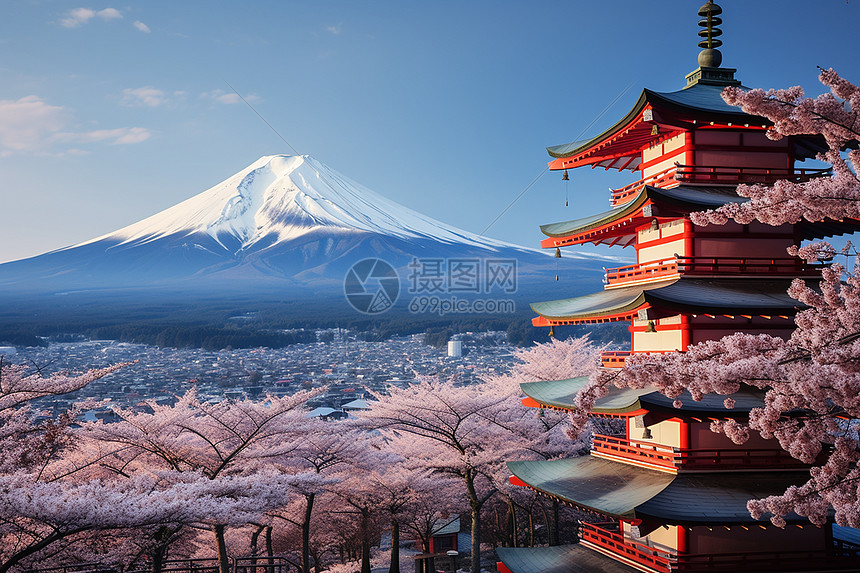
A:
[[77, 154, 521, 254]]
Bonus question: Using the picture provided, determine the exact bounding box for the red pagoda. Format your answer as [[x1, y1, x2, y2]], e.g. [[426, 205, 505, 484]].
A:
[[496, 2, 860, 572]]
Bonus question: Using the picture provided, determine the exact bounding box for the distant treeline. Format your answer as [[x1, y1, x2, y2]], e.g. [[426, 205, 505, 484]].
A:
[[84, 324, 317, 351], [0, 291, 627, 349]]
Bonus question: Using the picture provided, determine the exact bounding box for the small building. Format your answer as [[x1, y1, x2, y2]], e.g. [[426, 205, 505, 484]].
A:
[[428, 517, 460, 554], [447, 340, 463, 358]]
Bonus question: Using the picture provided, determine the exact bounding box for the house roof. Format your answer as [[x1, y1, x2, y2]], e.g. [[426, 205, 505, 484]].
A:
[[530, 278, 799, 325], [507, 455, 807, 523], [496, 544, 638, 573], [520, 376, 766, 415]]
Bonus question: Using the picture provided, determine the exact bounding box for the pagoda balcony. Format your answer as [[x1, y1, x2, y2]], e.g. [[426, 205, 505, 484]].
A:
[[592, 434, 812, 472], [581, 521, 860, 572], [579, 522, 675, 573], [610, 167, 679, 206], [601, 350, 632, 368], [609, 165, 831, 208], [604, 256, 827, 287], [674, 164, 831, 187]]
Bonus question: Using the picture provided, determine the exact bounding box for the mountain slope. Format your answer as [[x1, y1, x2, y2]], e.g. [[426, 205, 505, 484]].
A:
[[0, 154, 617, 315]]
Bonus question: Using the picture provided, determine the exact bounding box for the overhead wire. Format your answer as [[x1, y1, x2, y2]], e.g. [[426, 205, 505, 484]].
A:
[[224, 80, 301, 156]]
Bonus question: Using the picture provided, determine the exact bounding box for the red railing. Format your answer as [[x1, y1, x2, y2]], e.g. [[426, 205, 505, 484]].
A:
[[604, 256, 826, 287], [580, 522, 674, 572], [592, 435, 679, 470], [610, 167, 679, 206], [592, 434, 812, 471], [674, 164, 831, 186], [582, 521, 860, 572], [601, 350, 632, 368], [605, 259, 679, 285]]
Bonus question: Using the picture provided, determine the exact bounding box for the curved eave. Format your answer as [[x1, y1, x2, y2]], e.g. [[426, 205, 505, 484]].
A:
[[540, 192, 650, 248], [546, 85, 766, 171], [521, 376, 651, 414], [531, 278, 800, 326], [547, 91, 650, 161], [507, 456, 674, 520], [539, 185, 746, 248], [496, 545, 639, 573], [530, 281, 662, 325], [508, 456, 809, 524], [520, 377, 766, 415]]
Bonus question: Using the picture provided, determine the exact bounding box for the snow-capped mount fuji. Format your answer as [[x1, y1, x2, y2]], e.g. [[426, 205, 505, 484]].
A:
[[0, 154, 612, 310], [79, 154, 528, 256]]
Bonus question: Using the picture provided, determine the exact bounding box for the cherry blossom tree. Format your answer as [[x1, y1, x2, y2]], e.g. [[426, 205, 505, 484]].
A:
[[0, 361, 129, 573], [86, 388, 321, 573], [361, 377, 533, 573], [483, 336, 599, 546], [269, 423, 359, 573], [572, 69, 860, 528]]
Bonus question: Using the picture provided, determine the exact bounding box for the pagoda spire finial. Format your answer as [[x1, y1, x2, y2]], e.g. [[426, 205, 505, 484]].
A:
[[684, 0, 740, 88], [697, 0, 723, 67]]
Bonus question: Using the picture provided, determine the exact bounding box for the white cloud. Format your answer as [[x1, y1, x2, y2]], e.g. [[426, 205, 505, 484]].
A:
[[53, 127, 152, 145], [0, 96, 67, 154], [202, 89, 260, 105], [133, 20, 150, 33], [121, 86, 167, 107], [325, 23, 342, 35], [0, 95, 150, 155], [61, 7, 123, 28]]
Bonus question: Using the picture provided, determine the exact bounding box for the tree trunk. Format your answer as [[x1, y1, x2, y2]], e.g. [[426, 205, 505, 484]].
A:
[[251, 524, 264, 557], [303, 493, 316, 573], [507, 498, 518, 548], [528, 512, 534, 548], [266, 526, 274, 565], [152, 545, 166, 573], [389, 518, 401, 573], [215, 525, 230, 573], [465, 474, 482, 573], [360, 508, 372, 573], [151, 525, 176, 573], [550, 499, 560, 546]]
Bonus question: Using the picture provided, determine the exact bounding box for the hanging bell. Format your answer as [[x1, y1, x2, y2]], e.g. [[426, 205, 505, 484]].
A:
[[555, 247, 562, 258], [561, 170, 569, 181], [548, 326, 555, 338], [651, 124, 660, 136]]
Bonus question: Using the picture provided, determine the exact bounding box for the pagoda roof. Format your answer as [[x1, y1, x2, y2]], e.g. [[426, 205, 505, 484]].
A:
[[540, 184, 860, 248], [521, 376, 766, 415], [540, 185, 740, 247], [507, 455, 807, 523], [530, 278, 798, 325], [546, 83, 825, 171], [496, 544, 638, 573]]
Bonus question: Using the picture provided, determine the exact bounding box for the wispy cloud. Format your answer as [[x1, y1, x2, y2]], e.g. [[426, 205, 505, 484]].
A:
[[202, 89, 260, 105], [53, 127, 151, 145], [324, 23, 342, 35], [0, 95, 150, 156], [133, 20, 150, 33], [121, 86, 168, 107], [61, 7, 123, 28], [0, 96, 66, 154]]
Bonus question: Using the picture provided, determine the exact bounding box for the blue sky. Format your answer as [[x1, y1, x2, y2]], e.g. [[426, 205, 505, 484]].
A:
[[1, 0, 858, 263]]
